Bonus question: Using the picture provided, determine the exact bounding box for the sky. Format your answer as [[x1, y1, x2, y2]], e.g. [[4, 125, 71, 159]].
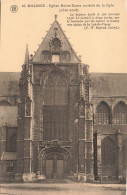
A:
[[0, 0, 127, 73]]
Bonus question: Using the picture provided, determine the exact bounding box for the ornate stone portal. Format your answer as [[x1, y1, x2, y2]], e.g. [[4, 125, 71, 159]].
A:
[[38, 140, 71, 179]]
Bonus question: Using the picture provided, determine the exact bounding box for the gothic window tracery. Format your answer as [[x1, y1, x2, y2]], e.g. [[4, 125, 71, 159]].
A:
[[43, 71, 68, 141], [113, 102, 127, 124], [96, 102, 111, 124], [42, 39, 71, 63]]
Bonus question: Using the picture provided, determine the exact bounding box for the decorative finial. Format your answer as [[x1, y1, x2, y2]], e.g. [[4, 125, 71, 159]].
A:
[[24, 43, 29, 65], [55, 15, 57, 20]]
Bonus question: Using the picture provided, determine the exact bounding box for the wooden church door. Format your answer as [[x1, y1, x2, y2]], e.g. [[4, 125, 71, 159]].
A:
[[57, 160, 64, 179], [46, 160, 53, 179]]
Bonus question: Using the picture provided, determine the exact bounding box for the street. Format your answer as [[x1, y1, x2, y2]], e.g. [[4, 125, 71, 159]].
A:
[[0, 180, 126, 195]]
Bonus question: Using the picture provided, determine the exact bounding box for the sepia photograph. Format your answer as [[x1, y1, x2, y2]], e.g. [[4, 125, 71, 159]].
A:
[[0, 0, 126, 194]]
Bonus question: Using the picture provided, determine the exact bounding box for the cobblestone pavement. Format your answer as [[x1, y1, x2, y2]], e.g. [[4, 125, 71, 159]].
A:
[[0, 180, 126, 195]]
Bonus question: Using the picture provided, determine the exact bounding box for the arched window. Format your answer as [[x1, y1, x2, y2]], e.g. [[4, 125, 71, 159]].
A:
[[51, 38, 61, 53], [96, 102, 111, 124], [101, 137, 116, 166], [113, 102, 127, 124], [43, 71, 68, 141]]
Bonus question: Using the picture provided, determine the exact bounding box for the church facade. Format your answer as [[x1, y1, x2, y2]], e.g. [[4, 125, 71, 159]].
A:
[[0, 17, 126, 183]]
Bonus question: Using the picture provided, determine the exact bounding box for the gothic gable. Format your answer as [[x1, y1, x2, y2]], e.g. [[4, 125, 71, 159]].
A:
[[33, 17, 80, 64]]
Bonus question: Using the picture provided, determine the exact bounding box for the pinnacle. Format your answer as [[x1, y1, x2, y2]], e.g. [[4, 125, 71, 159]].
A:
[[24, 44, 29, 65]]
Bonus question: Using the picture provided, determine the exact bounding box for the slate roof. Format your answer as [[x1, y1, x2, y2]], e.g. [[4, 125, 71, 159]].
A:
[[0, 72, 127, 97], [0, 72, 20, 96], [91, 73, 127, 97]]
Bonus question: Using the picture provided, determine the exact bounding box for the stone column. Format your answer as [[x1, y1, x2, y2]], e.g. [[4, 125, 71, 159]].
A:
[[36, 143, 41, 175], [22, 94, 34, 182], [85, 103, 94, 182], [96, 130, 102, 181], [36, 143, 46, 180], [23, 116, 34, 182], [78, 97, 86, 181], [15, 103, 24, 182], [117, 129, 123, 180]]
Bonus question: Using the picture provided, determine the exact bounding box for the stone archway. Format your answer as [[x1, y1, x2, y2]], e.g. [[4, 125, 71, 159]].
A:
[[101, 136, 117, 180], [39, 141, 71, 179]]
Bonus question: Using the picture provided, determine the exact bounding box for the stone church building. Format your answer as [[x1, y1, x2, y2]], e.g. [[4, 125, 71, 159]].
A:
[[0, 17, 126, 183]]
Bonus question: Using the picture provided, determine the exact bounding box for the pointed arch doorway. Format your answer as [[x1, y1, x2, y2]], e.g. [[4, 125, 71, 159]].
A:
[[39, 141, 71, 179], [101, 136, 117, 180]]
